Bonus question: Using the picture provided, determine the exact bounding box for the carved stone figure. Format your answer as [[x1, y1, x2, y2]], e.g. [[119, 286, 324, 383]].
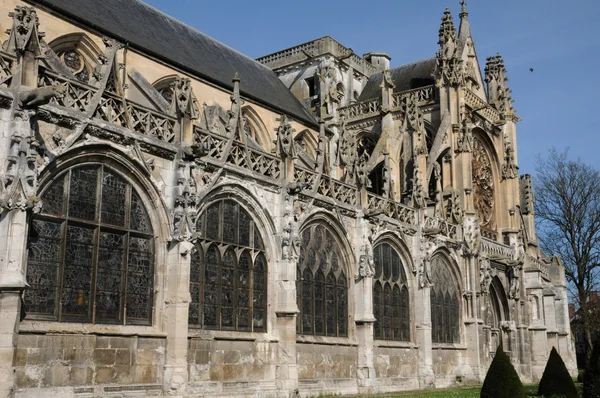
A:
[[479, 256, 493, 294], [501, 134, 518, 179], [418, 237, 434, 288], [276, 115, 296, 158], [485, 54, 514, 114], [171, 146, 199, 242], [357, 232, 375, 279], [472, 137, 495, 229], [455, 116, 474, 153], [433, 9, 464, 87], [412, 168, 426, 209]]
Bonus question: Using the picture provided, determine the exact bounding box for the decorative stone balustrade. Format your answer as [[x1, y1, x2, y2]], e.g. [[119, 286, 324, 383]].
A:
[[480, 237, 514, 259], [464, 88, 502, 122], [367, 193, 415, 225]]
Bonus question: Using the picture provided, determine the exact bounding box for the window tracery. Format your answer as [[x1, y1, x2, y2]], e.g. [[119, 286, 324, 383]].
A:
[[373, 242, 410, 341], [472, 137, 495, 230], [58, 49, 91, 83], [189, 200, 267, 332], [25, 165, 154, 325], [430, 254, 459, 344], [296, 224, 347, 337]]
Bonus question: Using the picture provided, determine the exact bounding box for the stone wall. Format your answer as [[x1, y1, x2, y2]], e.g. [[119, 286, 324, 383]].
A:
[[373, 345, 419, 392], [13, 334, 165, 397]]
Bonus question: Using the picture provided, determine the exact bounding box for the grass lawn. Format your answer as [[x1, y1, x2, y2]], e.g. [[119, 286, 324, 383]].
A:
[[329, 383, 583, 398]]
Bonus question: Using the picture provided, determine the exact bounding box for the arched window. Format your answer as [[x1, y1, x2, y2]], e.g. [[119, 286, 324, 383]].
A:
[[296, 224, 347, 337], [430, 254, 459, 344], [373, 242, 410, 341], [472, 136, 496, 232], [49, 34, 102, 85], [189, 200, 267, 332], [24, 165, 154, 325]]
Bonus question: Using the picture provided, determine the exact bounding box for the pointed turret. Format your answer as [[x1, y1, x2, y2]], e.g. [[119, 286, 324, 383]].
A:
[[484, 53, 514, 114], [434, 8, 464, 87]]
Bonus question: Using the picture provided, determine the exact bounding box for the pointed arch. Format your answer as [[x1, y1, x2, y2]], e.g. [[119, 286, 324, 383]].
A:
[[430, 250, 461, 344], [296, 212, 353, 337], [48, 33, 102, 83], [24, 151, 164, 325], [241, 105, 271, 151]]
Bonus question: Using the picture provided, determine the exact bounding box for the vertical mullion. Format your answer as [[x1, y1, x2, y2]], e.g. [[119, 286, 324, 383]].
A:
[[57, 171, 71, 322], [122, 185, 132, 325], [249, 250, 254, 333], [199, 241, 205, 328], [90, 166, 103, 324]]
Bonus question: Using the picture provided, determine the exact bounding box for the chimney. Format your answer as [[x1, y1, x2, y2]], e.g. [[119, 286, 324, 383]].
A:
[[364, 52, 391, 72], [568, 304, 575, 318]]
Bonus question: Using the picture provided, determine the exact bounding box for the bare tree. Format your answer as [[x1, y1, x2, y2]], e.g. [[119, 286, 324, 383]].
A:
[[535, 148, 600, 358]]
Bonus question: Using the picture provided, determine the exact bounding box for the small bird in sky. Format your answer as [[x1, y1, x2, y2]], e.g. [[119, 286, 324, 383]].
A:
[[529, 68, 534, 72]]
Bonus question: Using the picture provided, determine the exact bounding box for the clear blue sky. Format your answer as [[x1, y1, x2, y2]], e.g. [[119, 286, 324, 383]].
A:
[[144, 0, 600, 176]]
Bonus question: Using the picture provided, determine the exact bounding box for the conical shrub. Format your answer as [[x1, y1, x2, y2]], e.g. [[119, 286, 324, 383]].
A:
[[480, 345, 525, 398], [584, 336, 600, 398], [538, 346, 577, 398]]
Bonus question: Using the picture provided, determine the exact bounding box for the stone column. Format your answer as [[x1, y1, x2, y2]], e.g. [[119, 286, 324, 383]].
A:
[[415, 284, 433, 388], [355, 275, 376, 391], [163, 241, 193, 396]]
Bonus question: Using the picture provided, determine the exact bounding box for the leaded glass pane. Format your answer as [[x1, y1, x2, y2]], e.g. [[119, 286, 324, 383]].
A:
[[373, 282, 382, 339], [431, 255, 459, 344], [205, 203, 219, 240], [301, 270, 313, 334], [126, 236, 153, 322], [189, 248, 202, 326], [383, 244, 391, 280], [95, 231, 125, 321], [391, 249, 400, 282], [337, 272, 347, 337], [222, 201, 237, 244], [374, 244, 382, 279], [221, 249, 236, 328], [203, 246, 219, 328], [237, 251, 251, 330], [400, 285, 410, 341], [239, 208, 251, 247], [130, 190, 151, 232], [68, 167, 98, 221], [62, 225, 95, 318], [41, 177, 65, 216], [314, 271, 325, 335], [25, 220, 62, 316], [101, 170, 127, 226], [383, 284, 392, 340], [253, 253, 267, 331], [254, 225, 264, 250], [392, 285, 400, 341], [326, 273, 336, 336]]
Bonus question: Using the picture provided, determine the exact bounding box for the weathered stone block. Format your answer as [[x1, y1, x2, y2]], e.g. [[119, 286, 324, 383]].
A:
[[137, 338, 164, 350], [224, 350, 241, 364], [15, 368, 39, 389], [195, 349, 209, 364], [133, 365, 159, 384], [109, 337, 132, 349], [43, 364, 70, 387], [94, 349, 116, 365], [95, 366, 116, 384], [113, 365, 132, 384], [13, 348, 26, 366], [115, 348, 131, 365], [17, 334, 38, 348], [135, 349, 158, 365], [70, 366, 93, 386]]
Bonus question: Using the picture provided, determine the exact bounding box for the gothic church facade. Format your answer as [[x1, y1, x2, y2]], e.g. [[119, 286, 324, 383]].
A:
[[0, 0, 575, 397]]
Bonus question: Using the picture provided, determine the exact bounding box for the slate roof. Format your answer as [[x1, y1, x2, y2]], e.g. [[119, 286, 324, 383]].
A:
[[29, 0, 318, 127], [358, 57, 436, 101]]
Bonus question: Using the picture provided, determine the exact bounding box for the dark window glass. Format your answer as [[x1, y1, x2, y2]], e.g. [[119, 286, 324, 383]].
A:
[[430, 254, 460, 344], [189, 200, 267, 332], [25, 165, 154, 325], [297, 224, 348, 337], [373, 242, 410, 341]]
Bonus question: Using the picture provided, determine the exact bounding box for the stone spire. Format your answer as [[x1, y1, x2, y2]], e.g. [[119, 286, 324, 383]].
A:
[[438, 8, 457, 58], [458, 1, 472, 42], [484, 53, 514, 114]]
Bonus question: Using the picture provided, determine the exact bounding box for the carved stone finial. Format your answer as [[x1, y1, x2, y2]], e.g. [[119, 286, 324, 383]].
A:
[[485, 53, 514, 114], [501, 133, 518, 180], [4, 6, 44, 55], [519, 174, 534, 215], [434, 8, 464, 87], [0, 125, 42, 213], [459, 1, 468, 19]]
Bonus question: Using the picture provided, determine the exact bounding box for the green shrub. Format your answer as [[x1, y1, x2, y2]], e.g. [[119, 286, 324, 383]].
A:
[[578, 369, 586, 383], [584, 336, 600, 398], [538, 347, 578, 398], [480, 345, 525, 398]]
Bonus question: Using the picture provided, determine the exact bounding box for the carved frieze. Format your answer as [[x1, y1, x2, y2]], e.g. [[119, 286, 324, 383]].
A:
[[171, 146, 200, 242]]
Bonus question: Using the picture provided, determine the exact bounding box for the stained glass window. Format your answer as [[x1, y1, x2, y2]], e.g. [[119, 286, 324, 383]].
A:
[[60, 49, 91, 83], [373, 242, 410, 341], [190, 200, 267, 332], [24, 165, 154, 325], [296, 224, 348, 337], [430, 254, 460, 344]]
